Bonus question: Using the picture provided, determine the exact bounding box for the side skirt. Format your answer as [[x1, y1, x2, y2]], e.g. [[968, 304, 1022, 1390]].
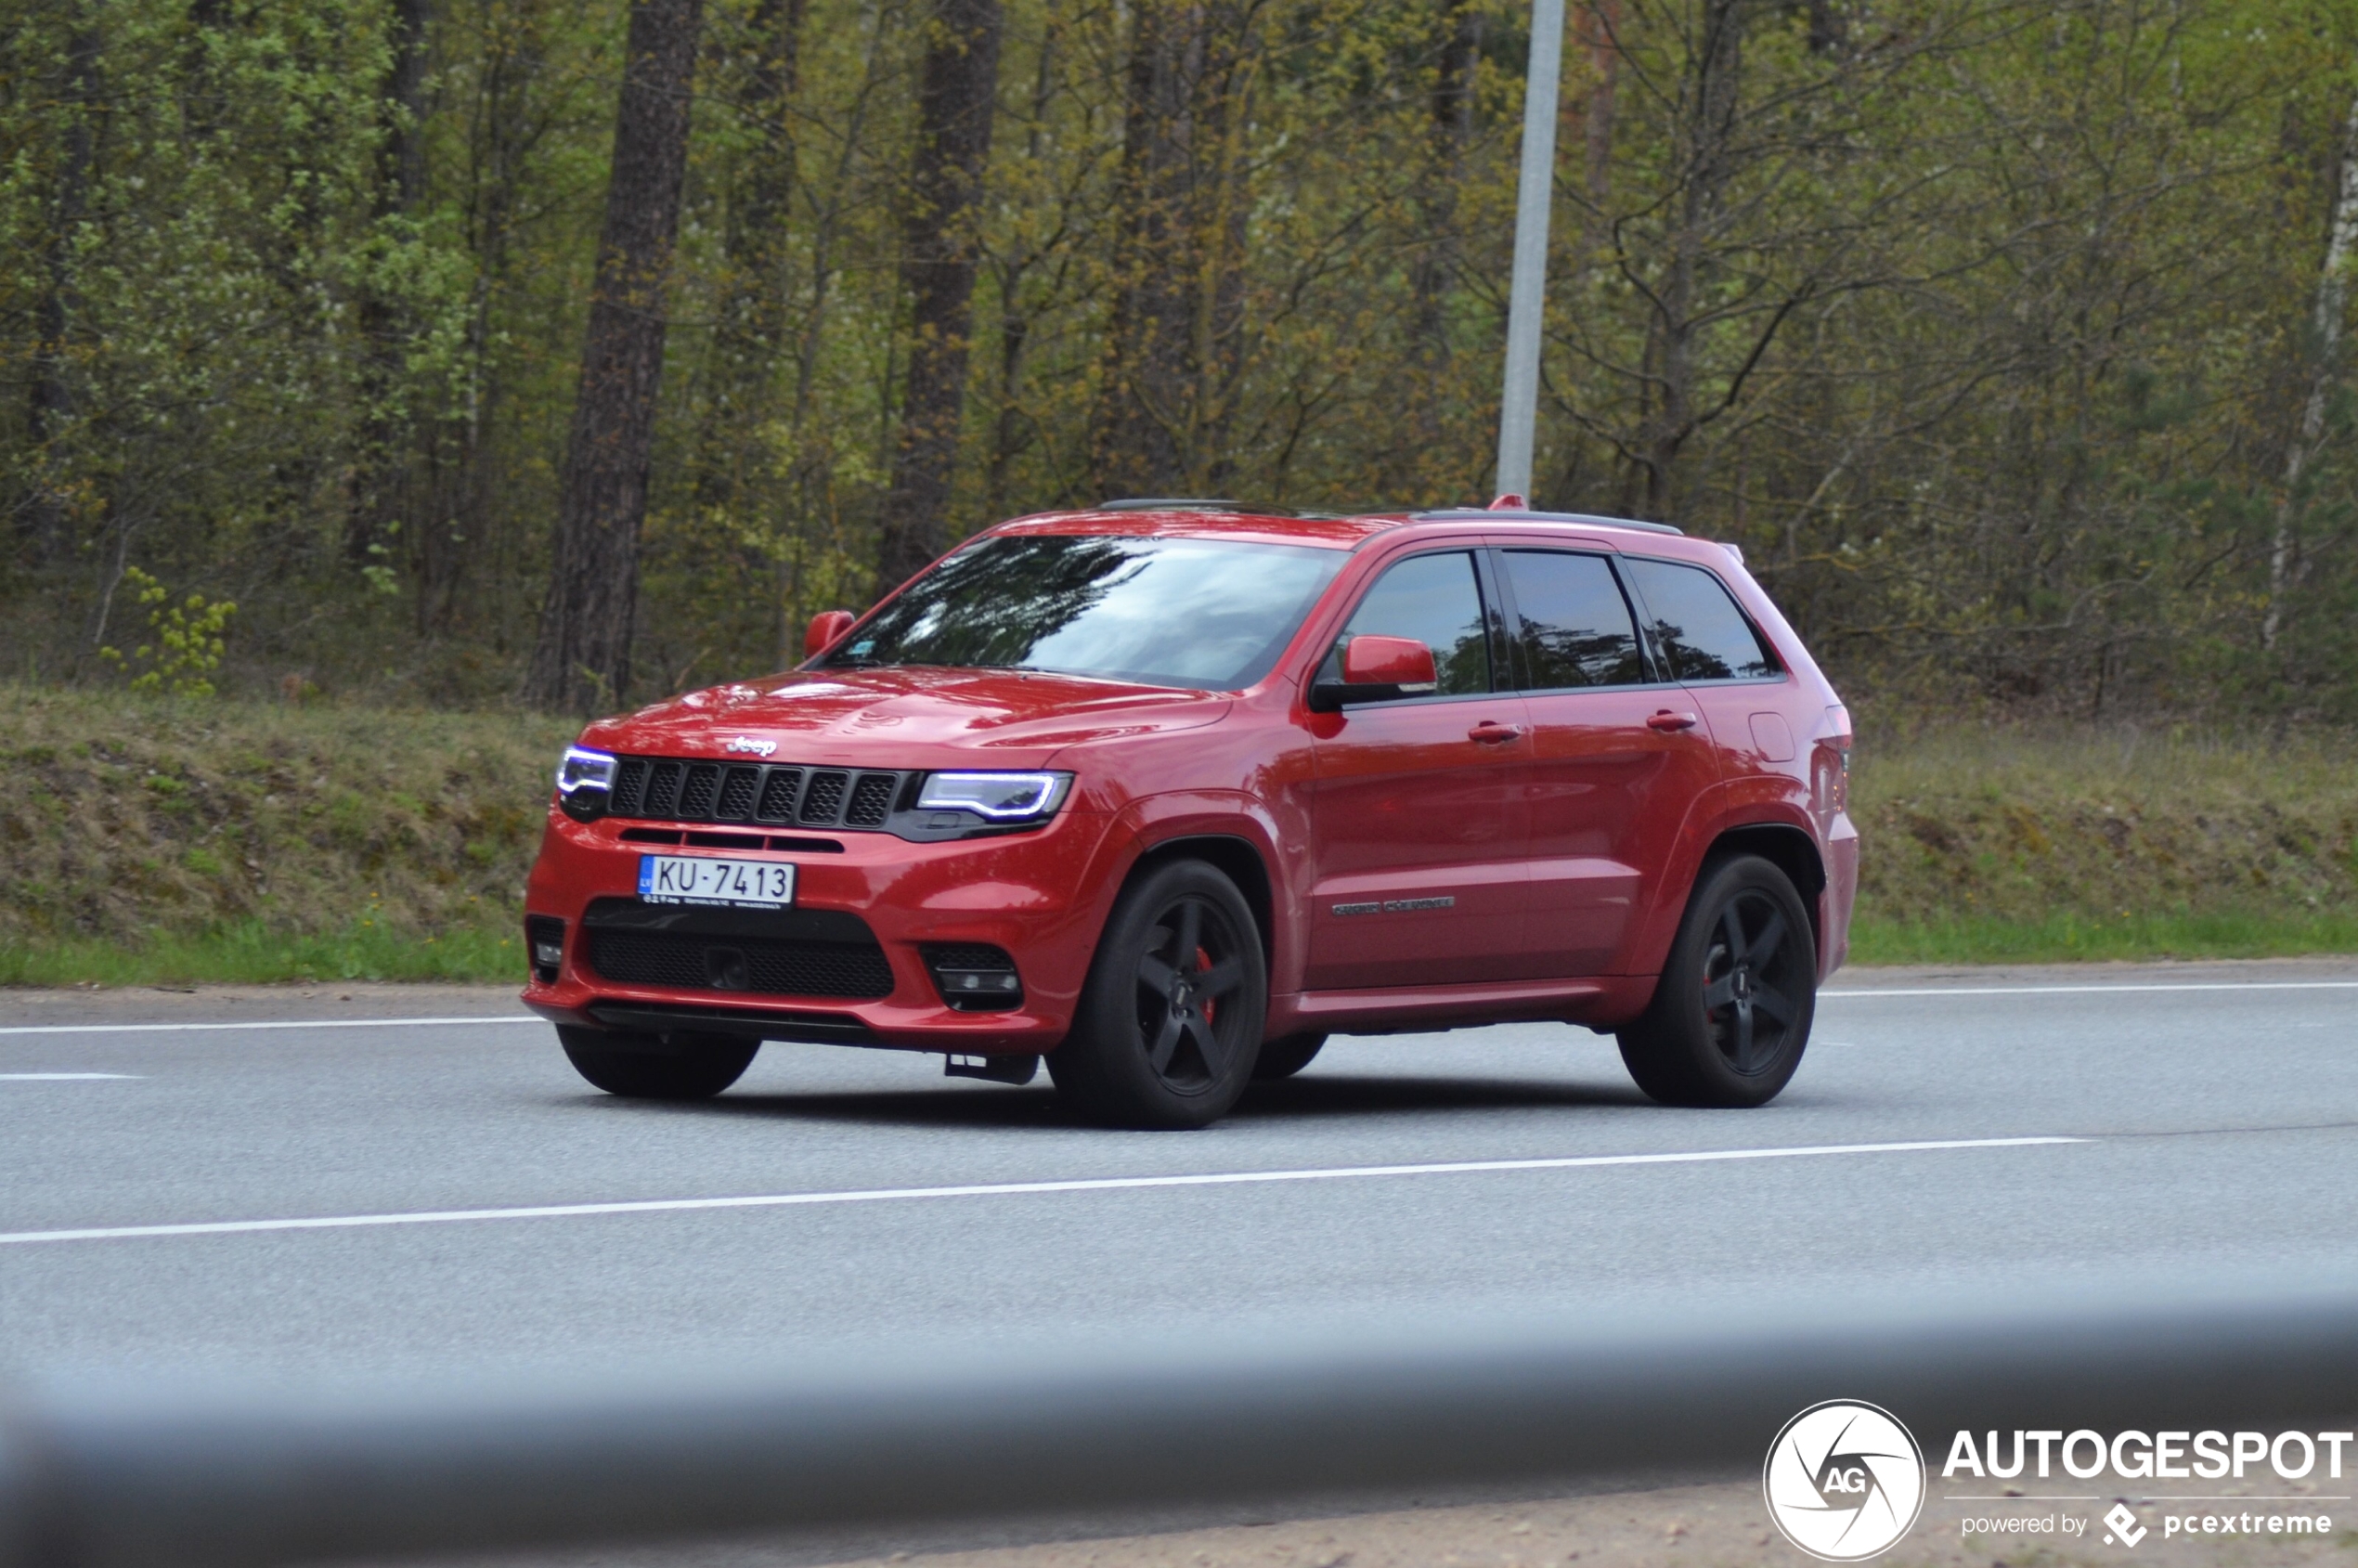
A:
[[1267, 974, 1658, 1038]]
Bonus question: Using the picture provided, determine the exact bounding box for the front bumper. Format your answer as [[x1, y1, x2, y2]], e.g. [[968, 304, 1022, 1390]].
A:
[[520, 805, 1118, 1052]]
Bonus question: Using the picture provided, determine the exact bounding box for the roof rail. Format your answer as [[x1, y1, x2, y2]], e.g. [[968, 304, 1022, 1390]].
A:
[[1095, 498, 1267, 513], [1412, 507, 1683, 537]]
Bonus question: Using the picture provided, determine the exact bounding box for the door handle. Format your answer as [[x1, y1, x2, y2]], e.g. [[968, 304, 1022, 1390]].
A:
[[1468, 721, 1528, 745], [1646, 710, 1700, 732]]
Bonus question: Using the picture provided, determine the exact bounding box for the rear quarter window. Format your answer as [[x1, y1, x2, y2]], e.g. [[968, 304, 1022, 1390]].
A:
[[1621, 558, 1781, 682]]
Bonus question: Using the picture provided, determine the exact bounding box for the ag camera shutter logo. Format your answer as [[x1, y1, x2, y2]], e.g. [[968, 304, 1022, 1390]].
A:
[[1763, 1400, 1927, 1561]]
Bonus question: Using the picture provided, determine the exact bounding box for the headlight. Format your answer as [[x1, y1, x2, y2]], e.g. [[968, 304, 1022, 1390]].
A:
[[555, 745, 617, 822], [916, 771, 1071, 822]]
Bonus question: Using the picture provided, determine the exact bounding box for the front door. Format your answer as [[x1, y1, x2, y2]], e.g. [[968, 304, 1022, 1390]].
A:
[[1495, 548, 1721, 976], [1306, 550, 1531, 990]]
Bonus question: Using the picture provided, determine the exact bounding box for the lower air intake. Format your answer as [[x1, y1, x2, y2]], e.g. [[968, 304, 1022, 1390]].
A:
[[587, 929, 895, 1000]]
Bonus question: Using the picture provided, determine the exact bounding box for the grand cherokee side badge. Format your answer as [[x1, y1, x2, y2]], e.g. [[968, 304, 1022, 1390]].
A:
[[1332, 896, 1456, 915]]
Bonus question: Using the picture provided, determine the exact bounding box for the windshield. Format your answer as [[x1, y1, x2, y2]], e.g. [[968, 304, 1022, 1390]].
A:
[[826, 534, 1345, 690]]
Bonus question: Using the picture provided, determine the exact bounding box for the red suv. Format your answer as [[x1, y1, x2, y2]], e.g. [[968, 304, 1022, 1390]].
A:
[[522, 502, 1856, 1128]]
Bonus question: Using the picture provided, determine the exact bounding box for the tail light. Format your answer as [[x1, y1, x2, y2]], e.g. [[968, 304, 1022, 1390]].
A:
[[1818, 706, 1852, 815]]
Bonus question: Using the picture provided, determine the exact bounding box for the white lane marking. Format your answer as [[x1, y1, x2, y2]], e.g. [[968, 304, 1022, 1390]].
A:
[[0, 1137, 2079, 1248], [0, 1016, 538, 1037], [0, 1072, 141, 1081], [1826, 981, 2358, 999]]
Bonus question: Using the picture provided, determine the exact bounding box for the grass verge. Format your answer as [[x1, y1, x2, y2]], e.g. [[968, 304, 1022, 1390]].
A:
[[0, 918, 524, 988], [1848, 908, 2358, 966], [7, 689, 2358, 984]]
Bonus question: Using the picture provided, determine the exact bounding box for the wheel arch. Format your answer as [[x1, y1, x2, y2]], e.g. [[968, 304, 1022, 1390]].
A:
[[1124, 833, 1277, 973], [1703, 822, 1826, 952]]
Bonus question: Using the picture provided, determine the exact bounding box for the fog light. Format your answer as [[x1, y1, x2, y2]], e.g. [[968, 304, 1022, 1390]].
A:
[[525, 916, 565, 984], [922, 944, 1023, 1011]]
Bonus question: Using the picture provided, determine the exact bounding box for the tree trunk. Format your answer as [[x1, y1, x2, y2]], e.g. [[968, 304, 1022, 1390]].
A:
[[344, 0, 432, 566], [2262, 87, 2358, 657], [25, 13, 100, 564], [984, 25, 1059, 521], [1090, 0, 1255, 500], [874, 0, 1006, 593], [693, 0, 805, 514], [1406, 0, 1481, 469], [1628, 0, 1741, 518], [525, 0, 704, 714], [1577, 0, 1619, 253]]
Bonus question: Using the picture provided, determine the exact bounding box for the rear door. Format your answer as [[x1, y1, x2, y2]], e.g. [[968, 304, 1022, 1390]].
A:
[[1305, 549, 1532, 990], [1494, 547, 1721, 976], [1616, 554, 1790, 778]]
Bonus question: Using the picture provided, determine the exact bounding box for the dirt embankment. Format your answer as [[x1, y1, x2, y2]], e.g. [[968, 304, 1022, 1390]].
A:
[[1852, 728, 2358, 934], [0, 687, 572, 946]]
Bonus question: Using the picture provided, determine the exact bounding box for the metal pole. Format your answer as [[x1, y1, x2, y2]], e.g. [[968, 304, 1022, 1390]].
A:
[[5, 1284, 2358, 1568], [1494, 0, 1568, 504]]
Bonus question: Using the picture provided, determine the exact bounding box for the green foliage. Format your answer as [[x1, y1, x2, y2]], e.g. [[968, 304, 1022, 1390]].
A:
[[97, 567, 237, 696], [6, 0, 2358, 723]]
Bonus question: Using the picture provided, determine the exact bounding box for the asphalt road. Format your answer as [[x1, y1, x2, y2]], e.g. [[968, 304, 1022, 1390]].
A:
[[3, 962, 2356, 1382]]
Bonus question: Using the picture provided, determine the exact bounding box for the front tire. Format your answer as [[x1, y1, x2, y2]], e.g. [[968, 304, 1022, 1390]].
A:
[[1048, 861, 1267, 1129], [1617, 855, 1815, 1108], [559, 1026, 758, 1099]]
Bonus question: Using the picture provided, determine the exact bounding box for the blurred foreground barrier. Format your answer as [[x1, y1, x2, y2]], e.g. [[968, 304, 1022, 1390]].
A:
[[3, 1284, 2355, 1568]]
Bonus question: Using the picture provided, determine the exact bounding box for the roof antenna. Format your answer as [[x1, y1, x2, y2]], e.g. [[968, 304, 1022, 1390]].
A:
[[1487, 494, 1527, 511]]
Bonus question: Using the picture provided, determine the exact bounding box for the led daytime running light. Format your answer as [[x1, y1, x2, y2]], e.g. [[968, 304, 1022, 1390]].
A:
[[557, 746, 617, 795], [917, 771, 1070, 820]]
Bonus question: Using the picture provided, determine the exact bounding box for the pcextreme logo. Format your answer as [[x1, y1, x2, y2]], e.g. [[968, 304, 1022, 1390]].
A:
[[1763, 1400, 1928, 1562]]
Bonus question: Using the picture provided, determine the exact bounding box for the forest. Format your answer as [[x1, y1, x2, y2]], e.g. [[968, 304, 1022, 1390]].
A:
[[6, 0, 2358, 720]]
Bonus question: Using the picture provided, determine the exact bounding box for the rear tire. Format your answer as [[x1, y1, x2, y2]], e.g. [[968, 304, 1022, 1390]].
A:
[[559, 1026, 758, 1099], [1617, 855, 1815, 1108], [1251, 1032, 1328, 1081], [1048, 860, 1267, 1129]]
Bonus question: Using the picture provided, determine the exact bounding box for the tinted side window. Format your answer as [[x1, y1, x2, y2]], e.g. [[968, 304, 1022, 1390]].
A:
[[1501, 551, 1646, 689], [1622, 558, 1780, 681], [1340, 551, 1492, 694]]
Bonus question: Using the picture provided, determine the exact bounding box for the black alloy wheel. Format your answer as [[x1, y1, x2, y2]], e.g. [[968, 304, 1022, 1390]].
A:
[[1699, 888, 1807, 1076], [1251, 1031, 1328, 1081], [1050, 860, 1267, 1129], [558, 1026, 759, 1099], [1617, 854, 1815, 1108]]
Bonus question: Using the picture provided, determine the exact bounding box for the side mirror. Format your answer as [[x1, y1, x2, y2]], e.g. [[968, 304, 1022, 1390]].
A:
[[1309, 634, 1440, 711], [804, 609, 856, 659]]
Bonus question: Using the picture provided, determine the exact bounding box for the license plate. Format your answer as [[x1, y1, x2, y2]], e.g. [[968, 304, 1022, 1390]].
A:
[[637, 855, 796, 909]]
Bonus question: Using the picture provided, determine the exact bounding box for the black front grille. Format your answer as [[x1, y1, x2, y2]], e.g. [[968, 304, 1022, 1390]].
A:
[[586, 928, 895, 1000], [756, 769, 802, 819], [799, 771, 848, 823], [607, 755, 913, 833], [678, 763, 721, 819], [846, 773, 898, 826], [717, 766, 760, 820]]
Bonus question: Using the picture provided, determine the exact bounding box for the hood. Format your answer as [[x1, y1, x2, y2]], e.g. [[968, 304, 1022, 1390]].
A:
[[580, 667, 1231, 767]]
